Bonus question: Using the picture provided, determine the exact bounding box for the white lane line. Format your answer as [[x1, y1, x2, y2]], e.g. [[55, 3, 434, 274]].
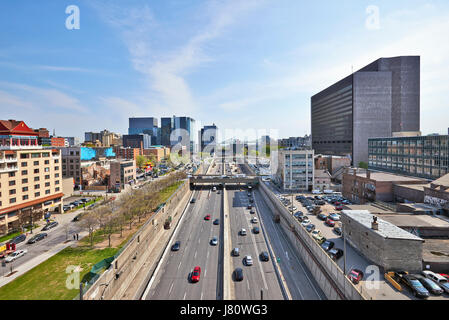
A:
[[201, 292, 204, 300], [204, 268, 207, 277], [198, 238, 201, 244], [183, 292, 187, 300], [207, 251, 210, 259], [247, 279, 250, 291], [178, 261, 181, 270], [286, 251, 290, 260], [194, 250, 197, 259], [169, 282, 174, 295]]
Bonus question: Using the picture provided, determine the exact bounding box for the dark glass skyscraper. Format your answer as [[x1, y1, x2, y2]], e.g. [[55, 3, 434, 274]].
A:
[[161, 117, 173, 147], [128, 117, 159, 145]]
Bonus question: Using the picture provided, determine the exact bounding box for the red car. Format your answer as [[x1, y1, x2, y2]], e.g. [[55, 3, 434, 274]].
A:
[[191, 266, 201, 282], [335, 205, 343, 211], [348, 268, 364, 284], [439, 273, 449, 280], [204, 214, 211, 221], [325, 218, 335, 227]]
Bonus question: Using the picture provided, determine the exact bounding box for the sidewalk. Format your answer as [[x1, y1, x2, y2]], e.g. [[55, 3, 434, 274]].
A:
[[0, 231, 87, 287]]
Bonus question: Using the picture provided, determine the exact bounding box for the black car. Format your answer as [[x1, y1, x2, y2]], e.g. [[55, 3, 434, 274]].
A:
[[317, 213, 328, 221], [247, 205, 253, 210], [72, 213, 83, 222], [253, 227, 260, 234], [190, 198, 196, 204], [234, 268, 244, 281], [306, 224, 315, 233], [260, 251, 269, 262], [333, 227, 342, 236], [413, 274, 444, 295], [9, 234, 26, 245], [328, 248, 344, 261], [42, 221, 59, 231], [321, 240, 335, 252], [213, 219, 220, 225], [27, 233, 47, 244], [171, 241, 181, 251], [401, 275, 430, 299]]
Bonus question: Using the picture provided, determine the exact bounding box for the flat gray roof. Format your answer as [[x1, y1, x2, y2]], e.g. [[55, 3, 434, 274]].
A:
[[342, 210, 423, 241]]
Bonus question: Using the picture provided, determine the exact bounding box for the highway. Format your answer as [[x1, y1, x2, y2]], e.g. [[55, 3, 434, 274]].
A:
[[145, 162, 223, 300]]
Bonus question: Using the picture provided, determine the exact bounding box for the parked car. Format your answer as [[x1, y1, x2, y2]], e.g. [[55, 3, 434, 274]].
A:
[[234, 268, 244, 281], [191, 266, 201, 283], [321, 240, 335, 252], [348, 269, 364, 284], [244, 255, 253, 266], [232, 248, 240, 256], [317, 213, 328, 221], [335, 205, 343, 211], [422, 270, 449, 293], [301, 219, 311, 227], [210, 237, 218, 246], [260, 251, 269, 262], [325, 218, 335, 227], [400, 274, 430, 299], [27, 233, 47, 244], [328, 248, 344, 261], [306, 224, 315, 233], [333, 227, 343, 236], [5, 249, 27, 263], [329, 213, 341, 221], [213, 219, 220, 225], [9, 234, 27, 245], [42, 221, 59, 231], [171, 241, 181, 251], [413, 274, 444, 295]]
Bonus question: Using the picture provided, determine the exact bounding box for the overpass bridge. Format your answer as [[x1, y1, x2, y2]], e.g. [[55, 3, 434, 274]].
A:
[[189, 174, 259, 189]]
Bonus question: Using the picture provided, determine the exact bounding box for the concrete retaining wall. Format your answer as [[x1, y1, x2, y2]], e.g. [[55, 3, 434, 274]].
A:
[[82, 177, 193, 300], [259, 180, 366, 300]]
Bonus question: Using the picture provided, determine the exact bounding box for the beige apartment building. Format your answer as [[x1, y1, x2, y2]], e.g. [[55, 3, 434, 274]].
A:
[[0, 148, 64, 235]]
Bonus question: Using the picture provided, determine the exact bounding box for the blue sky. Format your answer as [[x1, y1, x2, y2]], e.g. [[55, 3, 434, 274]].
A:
[[0, 0, 448, 141]]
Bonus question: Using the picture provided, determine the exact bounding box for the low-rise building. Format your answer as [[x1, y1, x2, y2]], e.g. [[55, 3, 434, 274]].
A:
[[342, 168, 427, 204], [143, 146, 170, 162], [61, 147, 82, 188], [341, 210, 424, 272], [109, 160, 136, 191], [314, 169, 331, 191], [275, 149, 314, 191], [114, 146, 140, 161]]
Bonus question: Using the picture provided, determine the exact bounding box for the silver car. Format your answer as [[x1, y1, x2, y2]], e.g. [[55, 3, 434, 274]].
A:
[[244, 255, 253, 266]]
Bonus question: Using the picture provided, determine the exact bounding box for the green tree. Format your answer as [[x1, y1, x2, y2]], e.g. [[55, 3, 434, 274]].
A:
[[136, 155, 149, 169], [358, 161, 369, 169]]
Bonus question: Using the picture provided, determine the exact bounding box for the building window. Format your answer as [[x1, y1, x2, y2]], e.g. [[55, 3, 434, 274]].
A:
[[45, 175, 50, 179], [9, 189, 16, 195], [21, 162, 27, 167], [20, 154, 29, 159], [45, 160, 50, 165], [55, 187, 60, 192], [22, 178, 28, 184], [34, 177, 40, 182], [9, 198, 16, 204], [22, 170, 28, 175], [54, 159, 59, 164], [34, 184, 40, 189], [34, 169, 39, 174], [55, 180, 60, 185], [55, 173, 59, 178], [55, 166, 59, 170], [8, 172, 15, 178], [33, 161, 39, 166], [23, 195, 29, 200], [45, 190, 51, 195], [22, 187, 28, 192], [9, 181, 15, 186], [35, 192, 40, 197], [44, 167, 50, 172], [45, 182, 50, 187]]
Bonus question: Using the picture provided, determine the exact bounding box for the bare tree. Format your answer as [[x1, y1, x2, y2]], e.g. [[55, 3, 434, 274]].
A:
[[80, 211, 98, 247]]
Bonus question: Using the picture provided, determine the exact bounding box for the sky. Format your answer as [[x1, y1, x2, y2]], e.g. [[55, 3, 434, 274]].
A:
[[0, 0, 448, 141]]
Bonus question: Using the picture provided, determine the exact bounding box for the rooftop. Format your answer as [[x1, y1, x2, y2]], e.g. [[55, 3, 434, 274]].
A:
[[354, 171, 427, 182], [381, 214, 449, 229], [341, 210, 424, 241], [431, 173, 449, 188], [394, 183, 430, 191]]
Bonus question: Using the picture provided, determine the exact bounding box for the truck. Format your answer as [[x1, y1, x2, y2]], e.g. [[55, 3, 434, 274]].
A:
[[0, 242, 16, 259]]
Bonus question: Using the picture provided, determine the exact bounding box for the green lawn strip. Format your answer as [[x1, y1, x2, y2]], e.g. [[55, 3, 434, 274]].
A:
[[0, 231, 21, 244], [0, 247, 118, 300]]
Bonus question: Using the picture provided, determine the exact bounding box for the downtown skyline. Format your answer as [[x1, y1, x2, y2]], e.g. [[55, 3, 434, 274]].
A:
[[1, 0, 449, 140]]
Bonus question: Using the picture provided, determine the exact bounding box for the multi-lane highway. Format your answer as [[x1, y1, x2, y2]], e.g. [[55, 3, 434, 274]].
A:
[[143, 159, 325, 300]]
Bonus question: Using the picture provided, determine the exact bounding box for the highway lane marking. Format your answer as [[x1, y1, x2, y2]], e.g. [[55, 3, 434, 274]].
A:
[[178, 261, 182, 270], [194, 250, 197, 259], [169, 282, 174, 295], [183, 292, 187, 300], [286, 251, 290, 260], [201, 292, 204, 300]]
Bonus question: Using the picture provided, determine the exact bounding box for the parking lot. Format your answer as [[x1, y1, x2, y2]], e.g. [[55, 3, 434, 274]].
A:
[[266, 183, 449, 300]]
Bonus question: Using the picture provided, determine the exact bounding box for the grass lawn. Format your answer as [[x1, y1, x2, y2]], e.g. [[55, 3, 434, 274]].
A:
[[0, 247, 118, 300]]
